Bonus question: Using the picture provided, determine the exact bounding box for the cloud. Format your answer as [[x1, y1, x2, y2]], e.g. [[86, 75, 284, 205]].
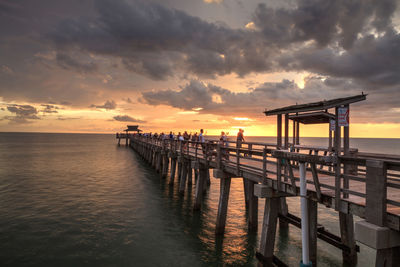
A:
[[253, 0, 397, 49], [4, 104, 40, 124], [0, 0, 399, 117], [90, 100, 117, 110], [122, 97, 133, 104], [113, 115, 146, 123], [45, 0, 276, 79], [41, 104, 59, 113], [280, 30, 400, 88], [140, 77, 400, 123], [56, 53, 98, 74], [41, 0, 399, 86], [204, 0, 223, 3], [56, 116, 80, 120]]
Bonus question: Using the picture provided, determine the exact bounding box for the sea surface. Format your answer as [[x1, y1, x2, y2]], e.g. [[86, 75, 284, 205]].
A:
[[0, 132, 399, 267]]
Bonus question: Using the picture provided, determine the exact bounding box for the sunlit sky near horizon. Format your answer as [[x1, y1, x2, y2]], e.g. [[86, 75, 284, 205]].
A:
[[1, 0, 400, 137]]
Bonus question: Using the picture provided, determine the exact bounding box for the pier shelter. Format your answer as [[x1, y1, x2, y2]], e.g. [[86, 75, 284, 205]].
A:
[[116, 125, 141, 145], [263, 94, 367, 266]]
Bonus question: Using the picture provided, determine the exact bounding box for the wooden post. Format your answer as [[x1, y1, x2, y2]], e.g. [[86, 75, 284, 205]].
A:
[[365, 160, 387, 226], [284, 114, 289, 149], [169, 158, 177, 185], [292, 119, 296, 147], [277, 114, 288, 229], [376, 247, 400, 267], [248, 180, 258, 232], [162, 153, 169, 178], [187, 163, 193, 185], [258, 197, 279, 266], [215, 177, 232, 235], [156, 151, 162, 173], [277, 114, 282, 149], [177, 160, 182, 182], [296, 121, 300, 145], [343, 104, 350, 198], [179, 160, 188, 194], [194, 166, 206, 210], [284, 114, 289, 183], [334, 106, 341, 210], [339, 212, 357, 265], [277, 114, 282, 189], [243, 178, 249, 211], [279, 198, 289, 229], [194, 168, 198, 184], [308, 198, 318, 266]]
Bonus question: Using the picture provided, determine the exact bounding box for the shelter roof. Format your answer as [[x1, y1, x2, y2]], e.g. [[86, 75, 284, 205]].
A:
[[289, 111, 335, 124], [124, 125, 141, 132], [264, 94, 366, 116]]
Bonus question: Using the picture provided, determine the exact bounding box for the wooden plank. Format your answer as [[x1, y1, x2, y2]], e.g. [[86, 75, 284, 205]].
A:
[[179, 161, 188, 193], [339, 212, 357, 265], [285, 161, 297, 195], [258, 197, 279, 265], [311, 163, 322, 201], [194, 167, 206, 210], [335, 106, 341, 211], [247, 180, 258, 232], [308, 199, 318, 266], [366, 160, 387, 226], [243, 178, 249, 211], [169, 158, 177, 185], [215, 177, 231, 234], [284, 114, 289, 149]]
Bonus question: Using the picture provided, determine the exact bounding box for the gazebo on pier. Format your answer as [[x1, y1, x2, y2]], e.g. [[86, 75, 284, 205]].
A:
[[264, 94, 367, 153], [116, 125, 142, 145], [263, 94, 367, 266]]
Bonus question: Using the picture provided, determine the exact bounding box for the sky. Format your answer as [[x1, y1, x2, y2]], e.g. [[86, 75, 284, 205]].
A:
[[0, 0, 400, 137]]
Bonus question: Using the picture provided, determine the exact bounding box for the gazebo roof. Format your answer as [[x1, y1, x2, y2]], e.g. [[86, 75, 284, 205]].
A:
[[289, 111, 335, 124], [124, 125, 141, 132], [264, 94, 366, 116]]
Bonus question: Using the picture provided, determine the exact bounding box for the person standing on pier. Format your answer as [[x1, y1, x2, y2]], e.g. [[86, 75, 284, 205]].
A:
[[199, 129, 206, 155], [237, 129, 245, 156], [219, 131, 229, 160], [192, 132, 198, 147]]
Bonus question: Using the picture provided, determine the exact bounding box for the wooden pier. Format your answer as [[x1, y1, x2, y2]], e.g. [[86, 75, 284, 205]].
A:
[[119, 95, 400, 266]]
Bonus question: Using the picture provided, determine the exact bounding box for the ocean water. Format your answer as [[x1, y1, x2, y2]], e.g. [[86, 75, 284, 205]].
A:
[[0, 132, 399, 266]]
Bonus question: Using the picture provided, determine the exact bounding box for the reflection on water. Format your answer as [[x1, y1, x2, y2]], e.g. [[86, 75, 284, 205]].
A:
[[0, 133, 385, 266]]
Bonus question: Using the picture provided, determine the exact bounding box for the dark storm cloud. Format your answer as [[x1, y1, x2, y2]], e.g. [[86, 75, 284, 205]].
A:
[[113, 115, 146, 123], [90, 100, 117, 110], [46, 0, 275, 79], [281, 31, 400, 87], [253, 0, 397, 49], [56, 53, 98, 74], [4, 104, 40, 124], [0, 0, 399, 111], [42, 0, 399, 84]]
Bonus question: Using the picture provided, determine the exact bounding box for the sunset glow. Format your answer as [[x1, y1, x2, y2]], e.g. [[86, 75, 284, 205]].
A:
[[0, 0, 399, 138]]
